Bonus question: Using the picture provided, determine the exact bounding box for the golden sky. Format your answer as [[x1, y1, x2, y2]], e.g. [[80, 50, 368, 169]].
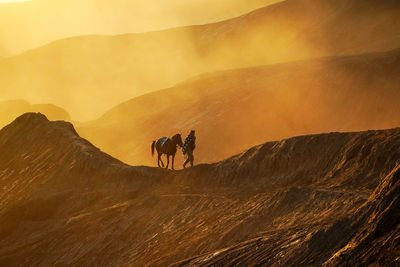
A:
[[0, 0, 283, 57], [0, 0, 31, 3]]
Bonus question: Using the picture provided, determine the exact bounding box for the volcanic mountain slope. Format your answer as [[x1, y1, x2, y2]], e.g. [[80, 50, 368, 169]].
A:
[[0, 0, 282, 58], [0, 113, 399, 266], [175, 165, 400, 266], [0, 99, 70, 128], [78, 48, 400, 166], [1, 0, 399, 119]]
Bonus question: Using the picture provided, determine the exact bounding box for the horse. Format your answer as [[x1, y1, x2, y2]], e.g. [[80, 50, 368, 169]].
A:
[[151, 134, 183, 170]]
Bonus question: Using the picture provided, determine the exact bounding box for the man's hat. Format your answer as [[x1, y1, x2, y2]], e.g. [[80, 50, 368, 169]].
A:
[[190, 130, 195, 134]]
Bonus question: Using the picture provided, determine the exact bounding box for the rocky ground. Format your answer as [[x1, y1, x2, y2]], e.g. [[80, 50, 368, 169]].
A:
[[0, 113, 399, 266]]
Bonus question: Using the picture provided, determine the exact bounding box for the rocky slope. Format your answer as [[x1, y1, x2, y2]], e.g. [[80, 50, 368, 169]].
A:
[[78, 48, 400, 166], [0, 99, 70, 128], [0, 113, 399, 266], [176, 166, 400, 266], [1, 0, 399, 119]]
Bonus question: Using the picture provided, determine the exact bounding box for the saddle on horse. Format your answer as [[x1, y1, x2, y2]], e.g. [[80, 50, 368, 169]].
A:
[[159, 137, 169, 148]]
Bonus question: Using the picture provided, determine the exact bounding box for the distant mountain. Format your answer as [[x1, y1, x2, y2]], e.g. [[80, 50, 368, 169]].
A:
[[0, 113, 399, 265], [0, 0, 282, 57], [1, 0, 399, 120], [78, 48, 400, 166], [0, 99, 70, 128]]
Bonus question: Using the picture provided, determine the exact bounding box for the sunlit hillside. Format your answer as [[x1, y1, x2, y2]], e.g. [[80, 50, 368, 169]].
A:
[[0, 0, 282, 57], [1, 0, 399, 120], [78, 48, 400, 167]]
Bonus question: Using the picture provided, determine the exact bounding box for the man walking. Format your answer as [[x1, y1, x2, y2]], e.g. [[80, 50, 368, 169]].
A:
[[182, 130, 196, 168]]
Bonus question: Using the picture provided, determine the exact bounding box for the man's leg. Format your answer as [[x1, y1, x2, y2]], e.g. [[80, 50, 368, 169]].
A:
[[183, 150, 193, 168], [183, 154, 189, 168], [187, 150, 194, 167], [189, 152, 194, 167]]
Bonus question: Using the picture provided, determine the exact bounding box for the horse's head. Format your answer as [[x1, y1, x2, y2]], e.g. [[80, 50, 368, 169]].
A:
[[172, 134, 183, 148]]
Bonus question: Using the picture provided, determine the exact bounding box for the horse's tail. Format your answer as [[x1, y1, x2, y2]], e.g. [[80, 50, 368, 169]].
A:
[[151, 141, 155, 156]]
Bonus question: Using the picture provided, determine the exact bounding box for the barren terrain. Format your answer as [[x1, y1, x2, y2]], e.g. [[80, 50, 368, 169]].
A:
[[0, 113, 398, 266]]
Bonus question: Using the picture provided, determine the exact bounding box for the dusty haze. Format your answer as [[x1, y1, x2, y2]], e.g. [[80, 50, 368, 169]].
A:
[[0, 0, 283, 57], [1, 0, 399, 120], [78, 49, 400, 167]]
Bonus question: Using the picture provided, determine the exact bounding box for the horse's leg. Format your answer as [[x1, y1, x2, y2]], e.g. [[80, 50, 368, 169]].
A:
[[158, 153, 164, 167], [160, 155, 165, 167], [166, 155, 170, 169], [171, 154, 175, 170]]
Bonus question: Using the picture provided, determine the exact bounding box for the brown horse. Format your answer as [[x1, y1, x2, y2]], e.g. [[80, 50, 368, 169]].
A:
[[151, 134, 183, 170]]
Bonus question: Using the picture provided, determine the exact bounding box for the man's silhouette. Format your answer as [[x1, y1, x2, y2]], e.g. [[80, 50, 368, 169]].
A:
[[182, 130, 196, 168]]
